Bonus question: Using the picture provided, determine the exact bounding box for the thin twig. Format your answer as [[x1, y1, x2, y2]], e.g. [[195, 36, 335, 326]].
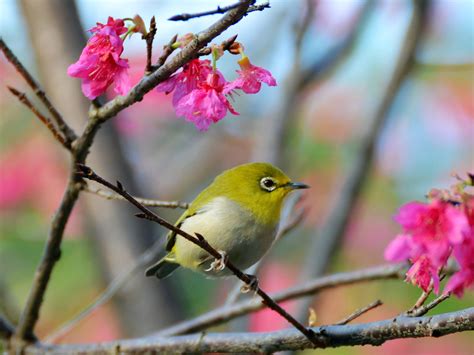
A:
[[153, 34, 178, 70], [76, 164, 321, 347], [84, 185, 189, 209], [196, 34, 239, 57], [0, 38, 77, 144], [407, 294, 451, 318], [7, 87, 69, 149], [156, 264, 406, 337], [168, 1, 270, 21], [334, 299, 383, 325], [144, 16, 157, 73], [13, 0, 257, 343], [26, 308, 474, 353]]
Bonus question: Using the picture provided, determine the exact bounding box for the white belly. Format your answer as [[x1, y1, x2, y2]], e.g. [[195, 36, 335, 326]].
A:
[[173, 197, 278, 275]]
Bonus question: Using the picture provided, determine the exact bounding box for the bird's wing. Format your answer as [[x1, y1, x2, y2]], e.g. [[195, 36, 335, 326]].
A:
[[165, 181, 218, 251], [165, 209, 197, 251]]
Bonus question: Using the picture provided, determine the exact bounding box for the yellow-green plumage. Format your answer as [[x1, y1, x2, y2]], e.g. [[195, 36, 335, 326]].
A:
[[145, 162, 308, 279]]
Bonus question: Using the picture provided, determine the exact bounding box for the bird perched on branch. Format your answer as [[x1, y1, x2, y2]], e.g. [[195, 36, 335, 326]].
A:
[[145, 162, 309, 279]]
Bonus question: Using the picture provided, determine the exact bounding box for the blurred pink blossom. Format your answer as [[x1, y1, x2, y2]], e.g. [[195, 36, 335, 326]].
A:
[[175, 72, 239, 131], [68, 17, 130, 99], [226, 56, 276, 94], [385, 194, 473, 296]]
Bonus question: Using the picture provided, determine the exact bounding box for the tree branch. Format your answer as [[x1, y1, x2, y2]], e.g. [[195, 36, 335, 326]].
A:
[[156, 264, 406, 336], [76, 164, 321, 346], [28, 308, 474, 353], [334, 300, 383, 326], [0, 37, 77, 144], [84, 185, 189, 209], [7, 87, 69, 149], [168, 1, 270, 21]]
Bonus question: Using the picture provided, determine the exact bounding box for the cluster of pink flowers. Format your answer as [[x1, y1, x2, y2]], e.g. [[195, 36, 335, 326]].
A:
[[157, 55, 276, 131], [384, 178, 474, 297], [68, 17, 131, 100], [67, 17, 277, 131]]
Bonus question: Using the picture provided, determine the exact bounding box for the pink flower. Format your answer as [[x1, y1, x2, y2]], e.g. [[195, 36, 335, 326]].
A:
[[385, 198, 471, 295], [226, 56, 276, 94], [156, 59, 213, 106], [384, 234, 413, 262], [445, 235, 474, 297], [406, 256, 439, 293], [68, 17, 131, 99], [395, 200, 468, 245], [175, 72, 239, 131]]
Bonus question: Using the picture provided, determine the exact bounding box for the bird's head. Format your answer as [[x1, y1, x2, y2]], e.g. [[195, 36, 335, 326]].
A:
[[212, 162, 309, 224]]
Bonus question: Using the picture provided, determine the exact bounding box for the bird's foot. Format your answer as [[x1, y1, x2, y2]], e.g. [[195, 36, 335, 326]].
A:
[[205, 250, 228, 272], [240, 274, 259, 294]]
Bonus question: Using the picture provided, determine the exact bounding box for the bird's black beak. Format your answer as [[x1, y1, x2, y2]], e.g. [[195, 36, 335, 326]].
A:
[[287, 181, 310, 190]]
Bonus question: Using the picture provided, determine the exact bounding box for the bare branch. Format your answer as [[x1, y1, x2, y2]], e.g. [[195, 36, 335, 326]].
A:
[[76, 164, 321, 346], [7, 87, 69, 149], [156, 264, 406, 336], [27, 308, 474, 353], [0, 37, 77, 143], [144, 16, 157, 73], [168, 1, 270, 21], [84, 185, 189, 209], [153, 34, 178, 69], [334, 300, 383, 326], [407, 294, 451, 318]]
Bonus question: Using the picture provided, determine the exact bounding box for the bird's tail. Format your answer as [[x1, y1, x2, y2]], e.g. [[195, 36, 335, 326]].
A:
[[145, 254, 180, 279]]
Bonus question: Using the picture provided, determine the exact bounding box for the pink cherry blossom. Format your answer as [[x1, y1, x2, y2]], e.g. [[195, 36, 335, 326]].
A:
[[226, 56, 276, 94], [406, 256, 439, 293], [175, 72, 239, 131], [156, 59, 213, 106], [385, 197, 471, 296], [384, 234, 413, 262], [67, 17, 131, 99]]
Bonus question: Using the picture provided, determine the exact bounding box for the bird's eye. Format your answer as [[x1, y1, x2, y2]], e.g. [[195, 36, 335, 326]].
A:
[[260, 177, 277, 192]]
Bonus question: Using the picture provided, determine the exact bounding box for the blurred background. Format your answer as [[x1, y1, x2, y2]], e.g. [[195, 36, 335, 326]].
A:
[[1, 0, 473, 353]]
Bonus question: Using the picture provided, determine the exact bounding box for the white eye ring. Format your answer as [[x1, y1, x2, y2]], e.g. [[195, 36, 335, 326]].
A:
[[260, 177, 277, 192]]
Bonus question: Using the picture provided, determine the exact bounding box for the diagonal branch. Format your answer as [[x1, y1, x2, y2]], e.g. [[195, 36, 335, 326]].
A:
[[168, 1, 270, 21], [76, 164, 321, 346], [334, 299, 383, 326], [7, 87, 69, 149], [0, 37, 77, 144], [27, 308, 474, 353]]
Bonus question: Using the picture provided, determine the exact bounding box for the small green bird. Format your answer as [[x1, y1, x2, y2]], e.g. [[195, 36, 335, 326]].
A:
[[145, 162, 309, 279]]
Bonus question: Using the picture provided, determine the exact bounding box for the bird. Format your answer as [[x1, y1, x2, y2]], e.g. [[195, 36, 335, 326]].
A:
[[145, 162, 309, 279]]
